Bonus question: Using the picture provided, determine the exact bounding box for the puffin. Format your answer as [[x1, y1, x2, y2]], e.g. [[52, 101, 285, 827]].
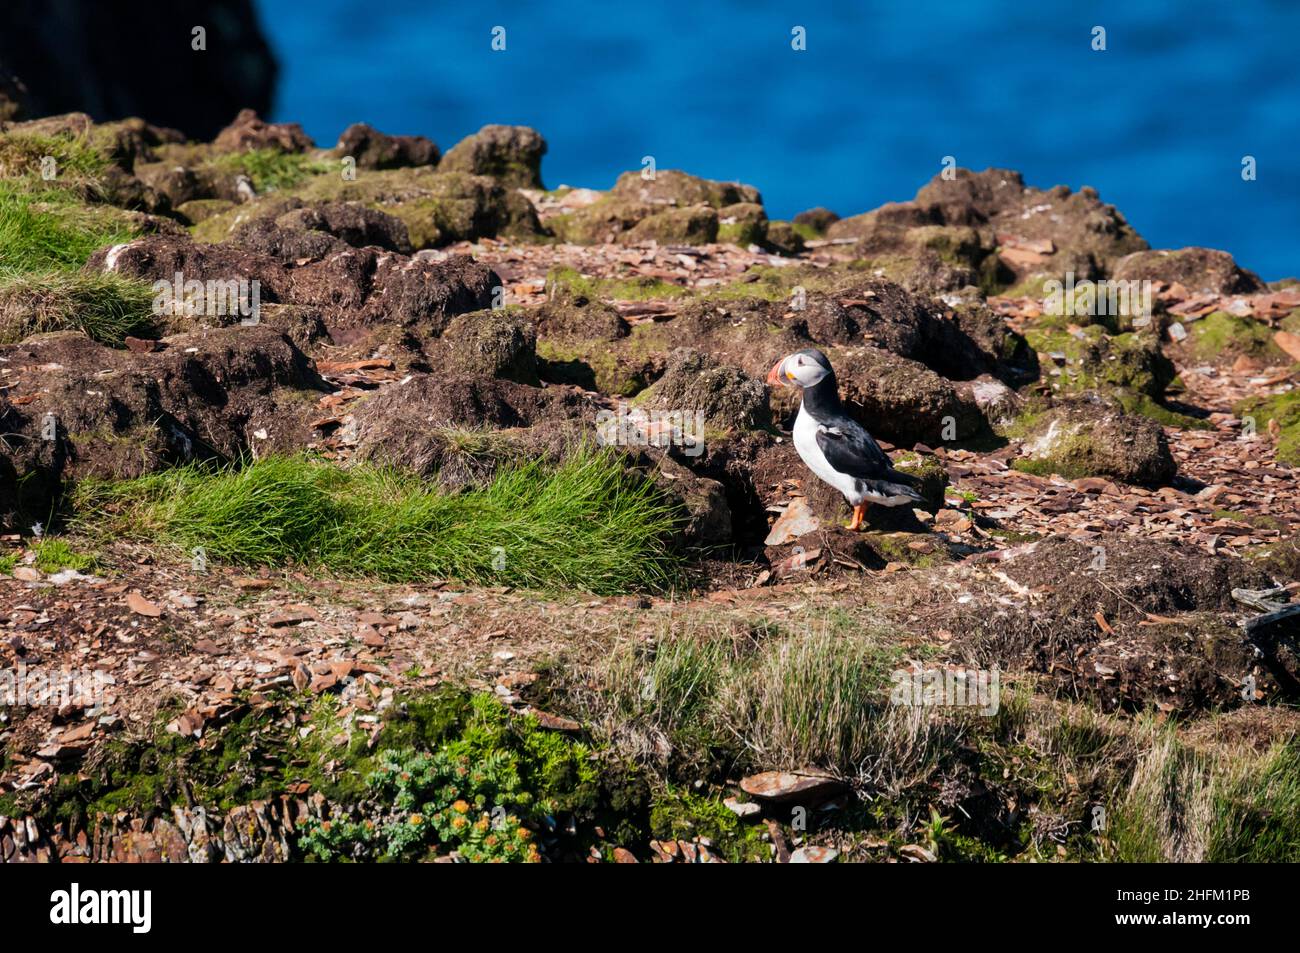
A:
[[767, 348, 923, 530]]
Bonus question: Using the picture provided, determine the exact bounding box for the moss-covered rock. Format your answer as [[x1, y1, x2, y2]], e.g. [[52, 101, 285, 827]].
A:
[[763, 221, 805, 256], [1234, 390, 1300, 466], [131, 160, 209, 207], [549, 198, 655, 244], [637, 347, 770, 433], [438, 124, 546, 188], [436, 308, 539, 384], [175, 197, 235, 224], [266, 167, 542, 248], [830, 167, 1146, 291], [830, 345, 986, 446], [716, 202, 768, 247], [889, 450, 948, 509], [608, 169, 761, 209], [626, 205, 718, 245], [1022, 323, 1193, 425], [793, 207, 840, 233], [274, 201, 413, 254], [1011, 394, 1177, 485]]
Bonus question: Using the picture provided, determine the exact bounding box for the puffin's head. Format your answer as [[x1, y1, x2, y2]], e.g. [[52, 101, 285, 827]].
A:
[[766, 348, 832, 389]]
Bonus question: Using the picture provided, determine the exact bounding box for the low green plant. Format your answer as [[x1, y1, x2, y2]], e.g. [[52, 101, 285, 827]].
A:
[[210, 149, 332, 193], [32, 538, 97, 573], [298, 694, 598, 862]]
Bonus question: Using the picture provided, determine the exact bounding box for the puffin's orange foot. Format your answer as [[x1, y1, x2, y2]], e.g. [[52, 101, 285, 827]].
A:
[[846, 503, 867, 531]]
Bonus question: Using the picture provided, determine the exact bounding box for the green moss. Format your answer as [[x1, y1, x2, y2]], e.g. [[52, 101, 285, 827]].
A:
[[1210, 509, 1283, 530], [1022, 325, 1206, 428], [1001, 274, 1054, 300], [31, 538, 97, 573], [1189, 310, 1284, 361], [863, 531, 943, 568], [717, 220, 761, 246], [1235, 390, 1300, 465], [1011, 456, 1063, 478], [536, 339, 647, 396], [546, 266, 688, 302], [175, 198, 235, 225], [1117, 392, 1210, 430], [890, 451, 948, 508]]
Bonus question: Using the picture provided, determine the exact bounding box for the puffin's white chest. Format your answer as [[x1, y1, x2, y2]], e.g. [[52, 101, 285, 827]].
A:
[[792, 404, 862, 502]]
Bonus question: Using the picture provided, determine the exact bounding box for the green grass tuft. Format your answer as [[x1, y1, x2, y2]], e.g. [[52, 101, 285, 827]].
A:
[[0, 270, 156, 345], [209, 149, 333, 193], [586, 612, 923, 778], [75, 449, 682, 594], [0, 131, 143, 279], [0, 186, 140, 278]]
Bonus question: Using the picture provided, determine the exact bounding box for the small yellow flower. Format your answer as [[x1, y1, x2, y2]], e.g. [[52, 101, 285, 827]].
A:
[[452, 800, 470, 814], [452, 816, 467, 830], [410, 814, 424, 825]]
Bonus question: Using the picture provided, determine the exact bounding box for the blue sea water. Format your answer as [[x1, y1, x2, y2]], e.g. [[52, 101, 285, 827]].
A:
[[257, 0, 1300, 279]]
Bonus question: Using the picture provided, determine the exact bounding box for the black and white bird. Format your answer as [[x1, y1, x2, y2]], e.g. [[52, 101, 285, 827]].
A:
[[767, 348, 923, 530]]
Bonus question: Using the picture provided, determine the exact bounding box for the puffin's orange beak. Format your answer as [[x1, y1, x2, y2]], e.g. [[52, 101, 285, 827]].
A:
[[766, 357, 787, 387]]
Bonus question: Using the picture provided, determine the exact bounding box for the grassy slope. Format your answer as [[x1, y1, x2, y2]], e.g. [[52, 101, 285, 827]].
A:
[[0, 130, 155, 344]]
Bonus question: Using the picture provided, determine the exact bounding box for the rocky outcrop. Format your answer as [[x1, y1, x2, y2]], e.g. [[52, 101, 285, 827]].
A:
[[0, 326, 327, 525], [828, 167, 1147, 288], [830, 345, 986, 446], [86, 231, 499, 352], [552, 170, 763, 246], [1112, 247, 1267, 296], [212, 109, 313, 154], [331, 122, 440, 170]]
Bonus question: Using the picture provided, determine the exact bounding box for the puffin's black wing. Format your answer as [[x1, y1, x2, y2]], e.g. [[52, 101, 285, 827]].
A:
[[814, 419, 892, 480]]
